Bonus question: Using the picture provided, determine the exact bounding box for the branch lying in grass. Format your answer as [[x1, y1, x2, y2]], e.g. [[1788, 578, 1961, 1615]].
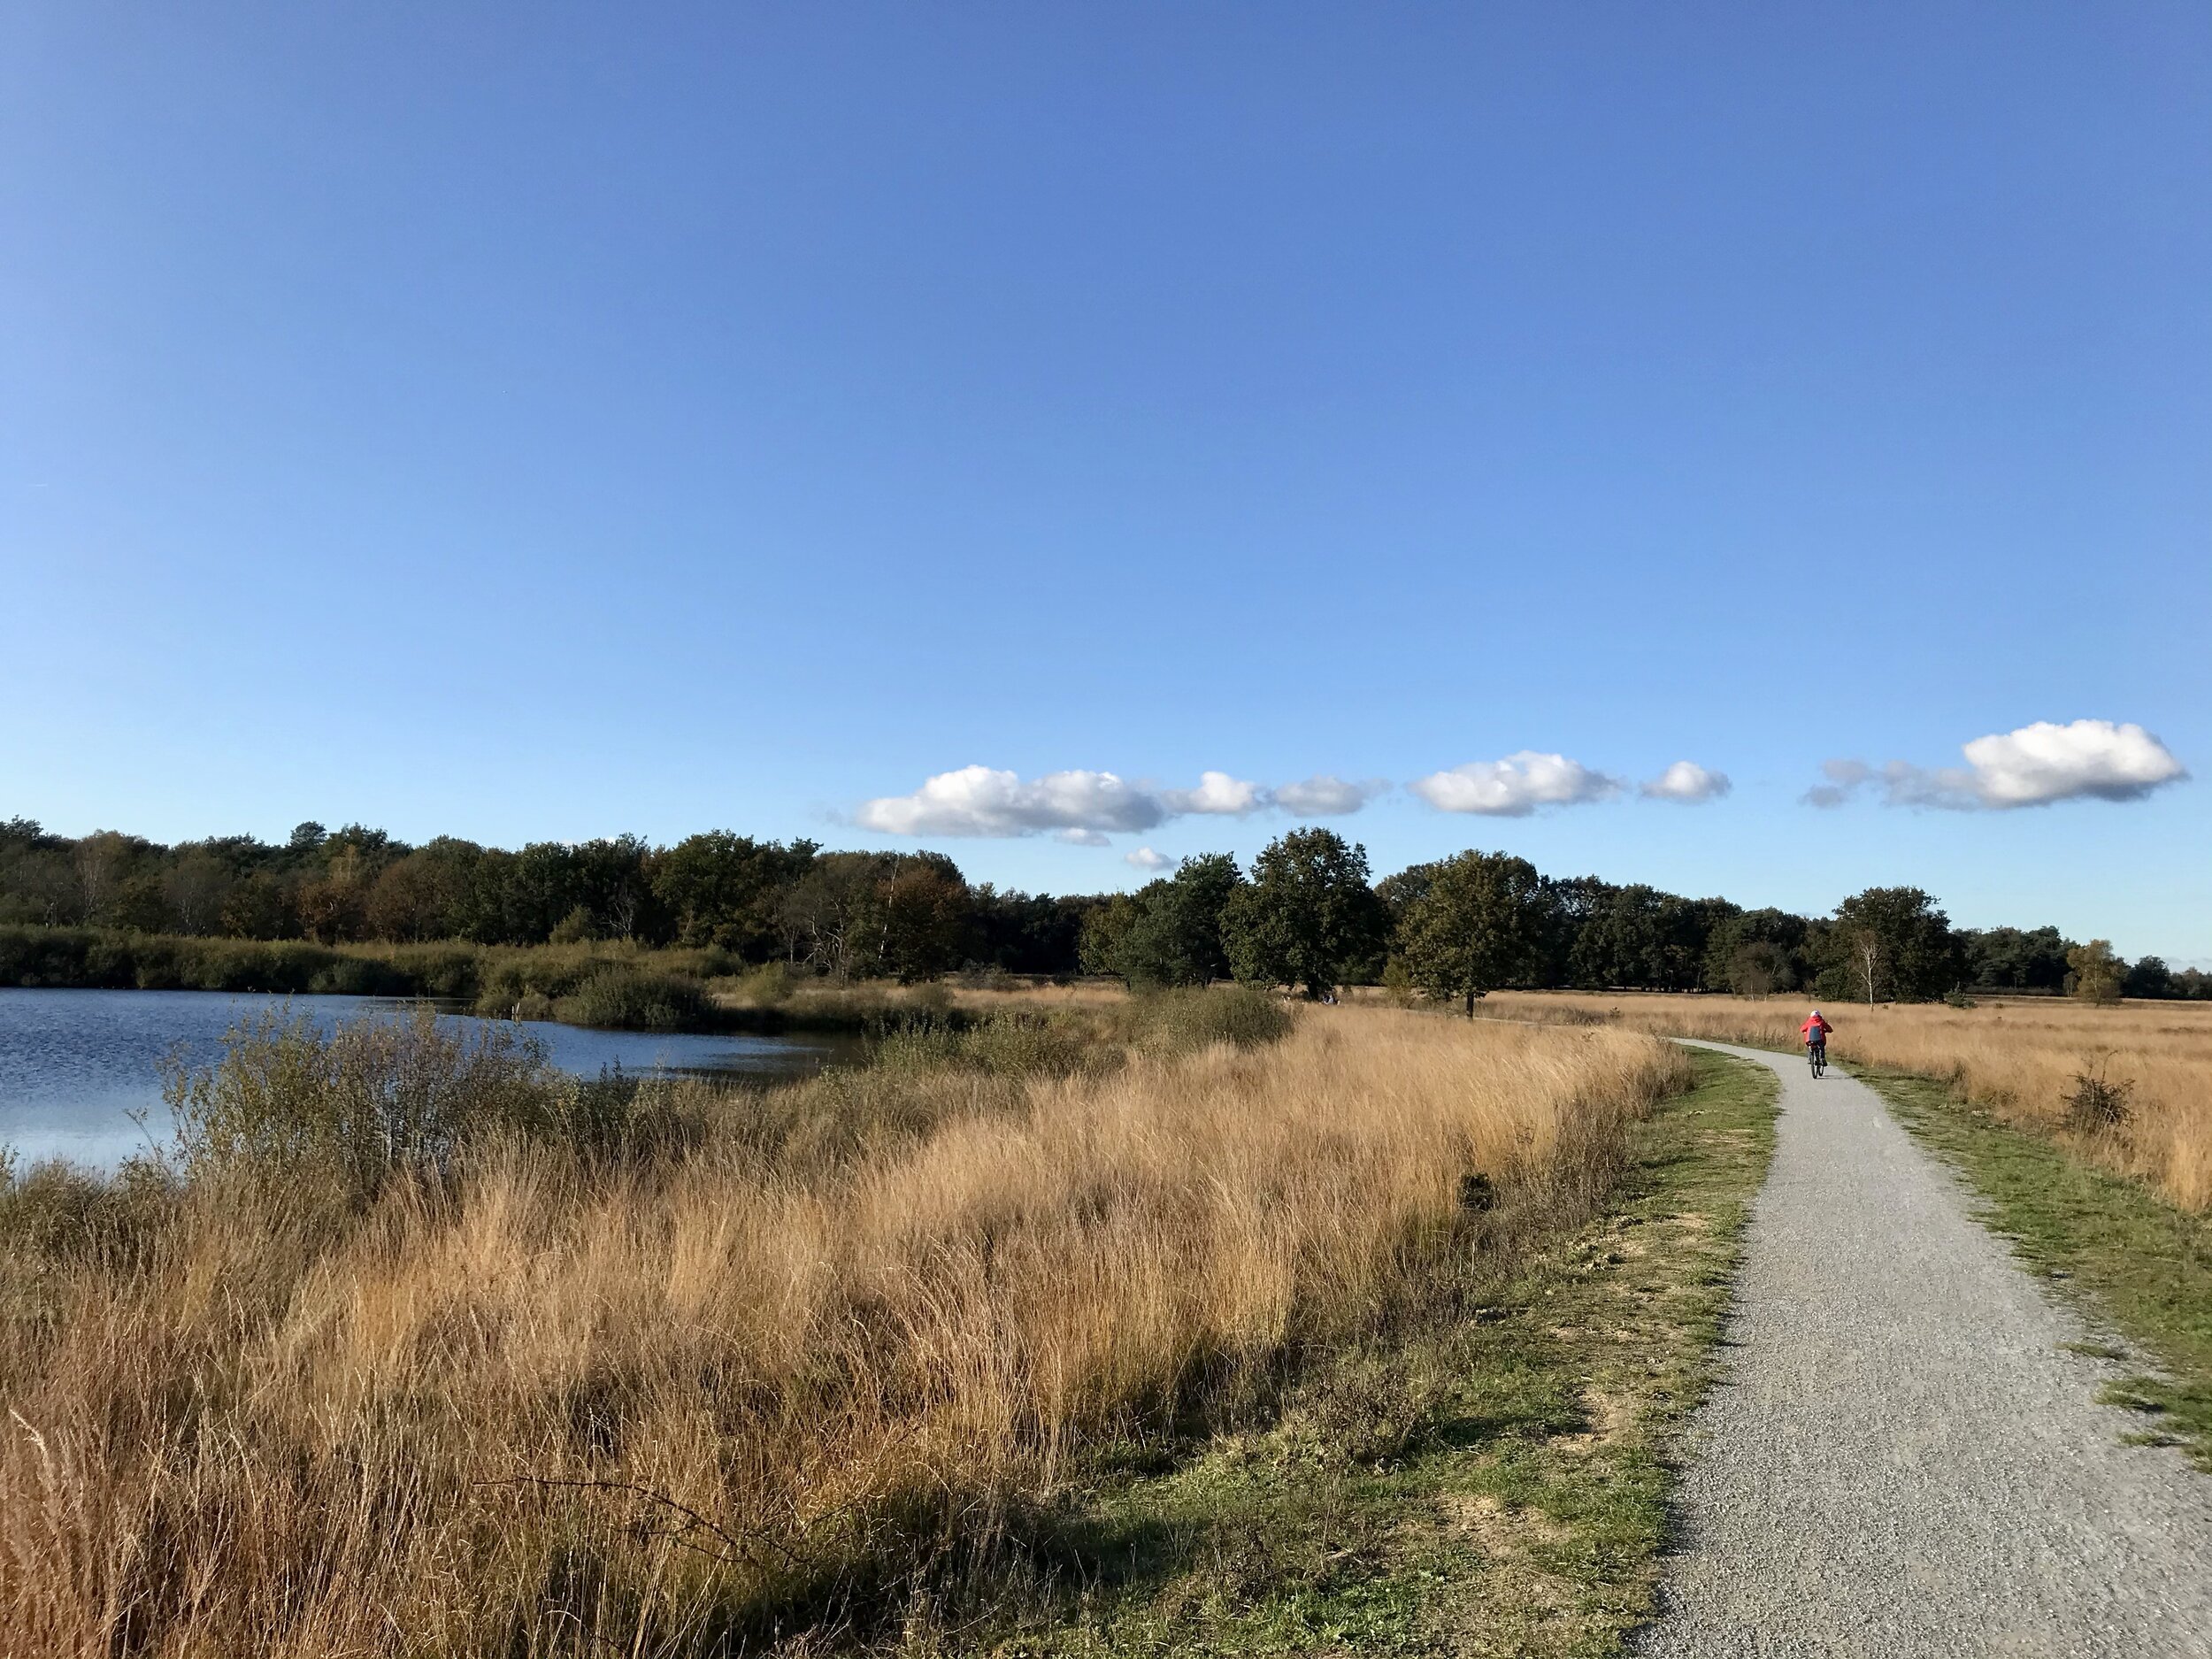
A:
[[475, 1476, 818, 1569]]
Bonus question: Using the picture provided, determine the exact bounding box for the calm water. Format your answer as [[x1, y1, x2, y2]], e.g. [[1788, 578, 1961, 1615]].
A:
[[0, 988, 855, 1168]]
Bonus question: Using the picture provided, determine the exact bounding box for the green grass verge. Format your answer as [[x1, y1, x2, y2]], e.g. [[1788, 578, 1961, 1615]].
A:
[[1863, 1071, 2212, 1472], [957, 1047, 1778, 1658]]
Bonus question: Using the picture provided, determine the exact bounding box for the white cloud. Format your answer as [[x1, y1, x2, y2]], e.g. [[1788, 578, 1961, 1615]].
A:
[[1807, 720, 2186, 810], [1964, 719, 2186, 806], [1641, 761, 1732, 803], [1273, 774, 1389, 815], [856, 765, 1164, 837], [1409, 752, 1623, 817], [1158, 771, 1267, 816], [1124, 846, 1173, 872], [857, 762, 1385, 839]]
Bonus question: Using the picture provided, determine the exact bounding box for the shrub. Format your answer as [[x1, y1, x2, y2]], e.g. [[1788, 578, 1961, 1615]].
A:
[[2063, 1053, 2135, 1133], [872, 1010, 1092, 1079], [0, 1155, 175, 1266], [725, 961, 795, 1008], [1125, 983, 1294, 1054], [551, 965, 714, 1032], [163, 1007, 565, 1199], [1380, 956, 1417, 1008], [384, 947, 481, 1000]]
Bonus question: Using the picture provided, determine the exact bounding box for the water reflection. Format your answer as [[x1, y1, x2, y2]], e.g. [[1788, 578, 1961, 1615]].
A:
[[0, 988, 854, 1168]]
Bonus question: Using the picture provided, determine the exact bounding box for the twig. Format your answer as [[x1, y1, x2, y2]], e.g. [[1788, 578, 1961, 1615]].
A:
[[474, 1475, 811, 1567]]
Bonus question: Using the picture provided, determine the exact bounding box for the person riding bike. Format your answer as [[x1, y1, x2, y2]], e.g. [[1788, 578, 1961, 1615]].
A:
[[1801, 1009, 1832, 1071]]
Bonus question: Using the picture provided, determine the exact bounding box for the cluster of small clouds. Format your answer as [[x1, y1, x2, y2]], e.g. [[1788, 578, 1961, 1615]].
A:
[[1806, 720, 2187, 811], [855, 753, 1729, 842], [854, 719, 2184, 850], [1405, 753, 1732, 816], [852, 765, 1386, 841]]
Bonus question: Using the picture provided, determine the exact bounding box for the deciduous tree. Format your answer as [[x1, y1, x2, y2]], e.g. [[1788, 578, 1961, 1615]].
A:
[[1396, 849, 1548, 1016], [2067, 939, 2124, 1005], [1220, 828, 1384, 1000], [1827, 887, 1961, 1004]]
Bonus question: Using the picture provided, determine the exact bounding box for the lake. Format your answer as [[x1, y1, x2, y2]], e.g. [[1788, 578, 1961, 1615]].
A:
[[0, 987, 856, 1168]]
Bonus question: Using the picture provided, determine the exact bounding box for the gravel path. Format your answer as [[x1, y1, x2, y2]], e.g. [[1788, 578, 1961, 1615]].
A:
[[1639, 1041, 2212, 1657]]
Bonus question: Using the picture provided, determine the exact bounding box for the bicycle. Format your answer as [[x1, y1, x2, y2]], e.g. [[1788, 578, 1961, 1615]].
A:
[[1808, 1041, 1826, 1079]]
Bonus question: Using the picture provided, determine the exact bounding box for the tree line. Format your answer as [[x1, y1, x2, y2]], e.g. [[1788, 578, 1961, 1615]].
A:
[[2, 817, 2202, 1003], [0, 818, 1088, 984]]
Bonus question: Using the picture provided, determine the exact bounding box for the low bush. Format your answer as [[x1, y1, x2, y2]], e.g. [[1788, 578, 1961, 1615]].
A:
[[163, 1007, 567, 1201], [2064, 1053, 2135, 1133], [0, 1154, 175, 1269], [871, 1010, 1094, 1079], [1124, 982, 1294, 1053], [550, 965, 715, 1032], [718, 960, 795, 1007]]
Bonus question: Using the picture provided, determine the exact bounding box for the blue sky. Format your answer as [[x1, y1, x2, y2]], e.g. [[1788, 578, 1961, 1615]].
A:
[[4, 4, 2207, 957]]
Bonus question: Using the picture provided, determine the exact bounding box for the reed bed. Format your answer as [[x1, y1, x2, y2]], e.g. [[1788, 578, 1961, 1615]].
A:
[[0, 1001, 1686, 1657], [1488, 991, 2212, 1212]]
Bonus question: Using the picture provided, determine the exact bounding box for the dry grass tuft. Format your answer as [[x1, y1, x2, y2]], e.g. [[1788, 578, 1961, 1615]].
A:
[[1488, 992, 2212, 1212], [0, 1002, 1686, 1655]]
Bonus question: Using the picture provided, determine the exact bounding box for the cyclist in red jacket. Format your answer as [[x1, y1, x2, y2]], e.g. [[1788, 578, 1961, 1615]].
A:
[[1801, 1010, 1832, 1063]]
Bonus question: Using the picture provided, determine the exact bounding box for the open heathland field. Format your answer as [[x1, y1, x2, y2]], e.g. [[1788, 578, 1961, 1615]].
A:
[[0, 992, 1767, 1657], [1486, 991, 2212, 1213]]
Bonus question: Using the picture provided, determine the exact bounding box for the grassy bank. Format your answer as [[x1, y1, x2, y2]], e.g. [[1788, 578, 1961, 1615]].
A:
[[0, 996, 1728, 1656], [966, 1043, 1778, 1657], [1867, 1071, 2212, 1471]]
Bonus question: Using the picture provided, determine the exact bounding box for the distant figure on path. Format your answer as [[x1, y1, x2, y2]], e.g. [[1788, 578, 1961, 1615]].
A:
[[1801, 1008, 1832, 1069]]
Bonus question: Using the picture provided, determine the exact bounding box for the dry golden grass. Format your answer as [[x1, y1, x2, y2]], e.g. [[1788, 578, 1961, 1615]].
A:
[[1488, 991, 2212, 1212], [0, 1003, 1686, 1657]]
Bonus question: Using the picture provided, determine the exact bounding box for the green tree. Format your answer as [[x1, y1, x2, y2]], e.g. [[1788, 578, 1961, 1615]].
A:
[[219, 871, 299, 940], [649, 833, 818, 954], [1220, 828, 1384, 999], [1959, 925, 2073, 992], [973, 886, 1102, 975], [2067, 939, 2124, 1005], [2124, 955, 2173, 999], [1825, 887, 1962, 1004], [1395, 849, 1549, 1016], [72, 830, 145, 923], [365, 841, 482, 942], [1570, 882, 1724, 989], [165, 848, 240, 936], [875, 853, 972, 981], [568, 835, 659, 941], [775, 851, 966, 981], [1078, 893, 1141, 979], [1701, 908, 1809, 996], [1104, 854, 1247, 987]]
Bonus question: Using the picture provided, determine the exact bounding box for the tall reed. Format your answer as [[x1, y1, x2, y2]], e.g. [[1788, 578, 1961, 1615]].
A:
[[0, 1002, 1685, 1655]]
